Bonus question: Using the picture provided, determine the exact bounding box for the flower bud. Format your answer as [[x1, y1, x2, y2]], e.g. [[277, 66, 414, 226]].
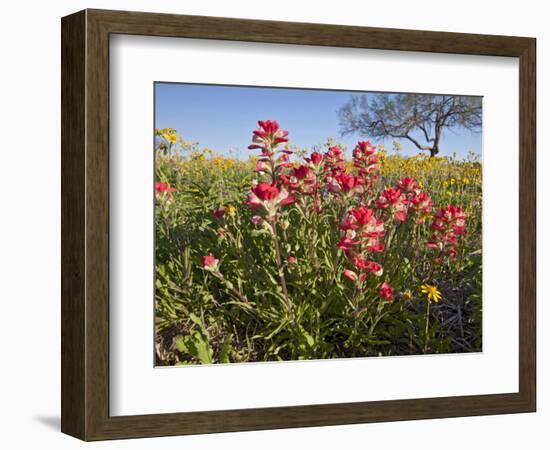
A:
[[343, 269, 359, 282]]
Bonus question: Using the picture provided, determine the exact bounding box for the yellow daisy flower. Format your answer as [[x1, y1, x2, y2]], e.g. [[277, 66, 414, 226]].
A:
[[164, 134, 175, 143], [420, 284, 442, 303]]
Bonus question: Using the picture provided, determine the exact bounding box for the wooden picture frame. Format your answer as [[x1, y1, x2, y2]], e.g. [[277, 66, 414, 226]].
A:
[[61, 8, 536, 441]]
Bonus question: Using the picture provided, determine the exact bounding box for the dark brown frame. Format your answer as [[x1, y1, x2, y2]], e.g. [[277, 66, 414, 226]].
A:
[[61, 8, 536, 441]]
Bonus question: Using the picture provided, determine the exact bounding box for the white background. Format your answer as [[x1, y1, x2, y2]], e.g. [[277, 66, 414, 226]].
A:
[[0, 0, 547, 448], [110, 35, 518, 415]]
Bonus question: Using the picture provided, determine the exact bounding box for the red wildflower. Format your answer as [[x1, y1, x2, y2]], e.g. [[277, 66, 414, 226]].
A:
[[338, 233, 359, 253], [335, 173, 364, 192], [279, 194, 296, 207], [280, 175, 300, 192], [376, 187, 401, 208], [155, 182, 176, 203], [248, 120, 289, 153], [245, 181, 295, 214], [354, 141, 377, 157], [350, 206, 376, 227], [341, 206, 384, 237], [379, 281, 394, 300], [202, 254, 219, 270], [427, 204, 467, 260], [365, 261, 383, 276], [343, 269, 359, 282], [397, 177, 419, 193], [293, 165, 311, 180], [353, 255, 383, 276], [352, 141, 379, 183], [339, 206, 385, 257], [409, 191, 433, 214], [310, 151, 323, 165], [326, 145, 344, 159], [375, 187, 408, 221], [352, 254, 369, 269], [213, 207, 226, 219], [324, 145, 346, 174], [366, 241, 385, 253], [155, 182, 176, 193], [432, 204, 466, 234], [252, 182, 279, 201]]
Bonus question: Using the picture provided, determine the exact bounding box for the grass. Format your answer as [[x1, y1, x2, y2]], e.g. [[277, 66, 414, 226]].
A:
[[154, 127, 482, 365]]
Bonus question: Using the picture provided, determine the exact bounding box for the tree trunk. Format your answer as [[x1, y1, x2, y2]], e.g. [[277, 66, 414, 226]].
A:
[[430, 131, 441, 157]]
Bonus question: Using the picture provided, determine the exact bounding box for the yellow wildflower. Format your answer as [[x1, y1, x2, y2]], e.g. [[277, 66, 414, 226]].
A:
[[164, 133, 177, 144], [420, 284, 442, 303]]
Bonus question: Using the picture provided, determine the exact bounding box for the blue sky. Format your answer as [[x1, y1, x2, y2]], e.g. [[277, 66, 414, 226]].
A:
[[155, 83, 482, 160]]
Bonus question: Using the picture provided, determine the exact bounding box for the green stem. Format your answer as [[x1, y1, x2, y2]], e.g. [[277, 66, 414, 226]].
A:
[[213, 271, 250, 306], [158, 200, 174, 244], [269, 219, 292, 315], [352, 278, 363, 335], [424, 300, 430, 353]]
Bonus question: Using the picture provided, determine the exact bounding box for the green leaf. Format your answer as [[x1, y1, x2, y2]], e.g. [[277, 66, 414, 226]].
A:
[[302, 329, 315, 347], [219, 334, 233, 363], [174, 335, 189, 353], [192, 331, 214, 364], [175, 330, 213, 364], [189, 313, 203, 327]]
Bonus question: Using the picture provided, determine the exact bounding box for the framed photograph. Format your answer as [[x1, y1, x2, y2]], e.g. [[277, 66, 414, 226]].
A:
[[61, 9, 536, 441]]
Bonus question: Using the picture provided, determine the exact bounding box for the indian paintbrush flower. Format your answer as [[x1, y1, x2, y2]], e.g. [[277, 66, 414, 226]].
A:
[[375, 187, 408, 221], [379, 281, 394, 300], [309, 151, 323, 165], [155, 182, 176, 193], [248, 120, 289, 154], [155, 182, 176, 203], [427, 204, 467, 261], [343, 269, 359, 282], [202, 254, 219, 271], [244, 181, 296, 217], [213, 207, 226, 219]]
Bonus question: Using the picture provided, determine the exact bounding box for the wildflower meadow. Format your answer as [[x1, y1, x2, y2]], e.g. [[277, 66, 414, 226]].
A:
[[154, 118, 482, 365]]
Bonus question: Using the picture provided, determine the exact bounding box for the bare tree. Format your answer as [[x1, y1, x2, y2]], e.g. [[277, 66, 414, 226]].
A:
[[339, 94, 482, 157]]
